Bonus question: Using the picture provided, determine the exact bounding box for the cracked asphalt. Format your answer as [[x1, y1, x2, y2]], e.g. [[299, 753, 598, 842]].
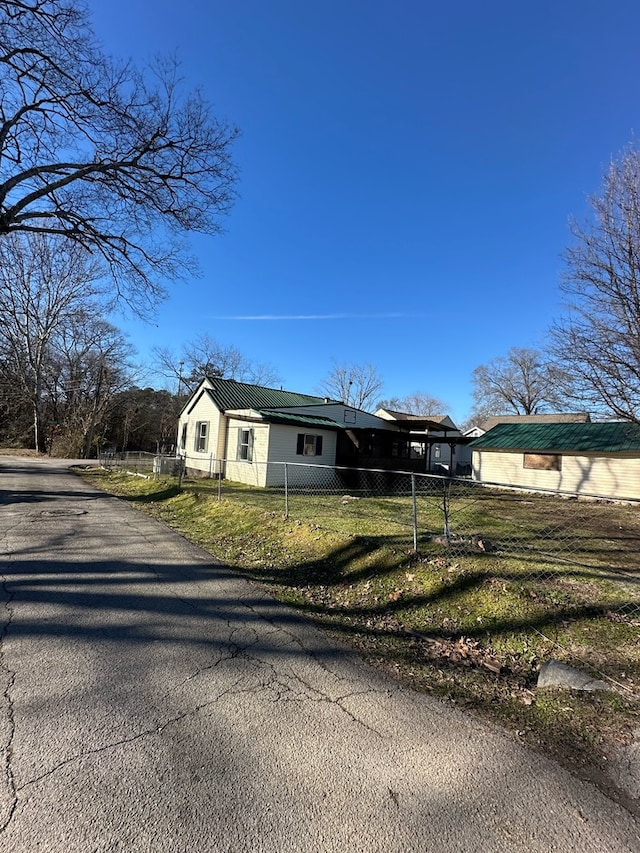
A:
[[1, 456, 639, 852]]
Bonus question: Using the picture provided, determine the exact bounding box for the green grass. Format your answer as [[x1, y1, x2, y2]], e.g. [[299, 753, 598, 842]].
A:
[[81, 468, 640, 808]]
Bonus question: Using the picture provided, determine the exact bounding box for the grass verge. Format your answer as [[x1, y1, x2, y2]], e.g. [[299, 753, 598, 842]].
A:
[[81, 468, 640, 812]]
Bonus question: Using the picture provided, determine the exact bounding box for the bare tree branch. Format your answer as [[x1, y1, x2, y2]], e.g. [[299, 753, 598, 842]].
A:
[[549, 144, 640, 424], [153, 333, 280, 393], [469, 346, 565, 424], [317, 361, 384, 410], [0, 0, 238, 312], [0, 230, 107, 450], [377, 392, 447, 415]]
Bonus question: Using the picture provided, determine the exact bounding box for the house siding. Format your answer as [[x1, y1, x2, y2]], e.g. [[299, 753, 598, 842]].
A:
[[188, 420, 338, 488], [473, 449, 640, 500], [265, 425, 337, 487], [178, 393, 223, 476], [223, 418, 270, 487]]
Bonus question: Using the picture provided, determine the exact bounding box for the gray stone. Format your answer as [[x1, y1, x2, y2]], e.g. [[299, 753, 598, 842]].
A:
[[537, 659, 612, 692]]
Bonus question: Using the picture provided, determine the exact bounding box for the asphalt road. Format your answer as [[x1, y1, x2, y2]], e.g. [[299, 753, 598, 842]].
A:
[[0, 455, 639, 852]]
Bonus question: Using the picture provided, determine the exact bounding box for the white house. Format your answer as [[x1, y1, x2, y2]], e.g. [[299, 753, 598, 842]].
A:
[[177, 377, 470, 487], [177, 377, 399, 487]]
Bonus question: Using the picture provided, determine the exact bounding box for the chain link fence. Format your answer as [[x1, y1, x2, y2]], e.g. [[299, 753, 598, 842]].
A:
[[99, 451, 640, 621], [99, 450, 181, 477]]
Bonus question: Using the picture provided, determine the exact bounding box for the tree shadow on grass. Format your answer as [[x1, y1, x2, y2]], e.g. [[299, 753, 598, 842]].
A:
[[125, 484, 183, 503]]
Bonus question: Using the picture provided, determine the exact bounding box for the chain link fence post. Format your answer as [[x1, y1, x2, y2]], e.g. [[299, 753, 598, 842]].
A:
[[442, 477, 451, 542], [284, 463, 289, 519], [411, 473, 418, 551]]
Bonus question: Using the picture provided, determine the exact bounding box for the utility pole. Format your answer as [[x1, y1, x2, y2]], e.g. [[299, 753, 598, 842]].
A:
[[177, 360, 185, 397]]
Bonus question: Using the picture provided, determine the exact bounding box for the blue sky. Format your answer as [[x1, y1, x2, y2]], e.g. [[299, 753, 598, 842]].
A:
[[87, 0, 640, 424]]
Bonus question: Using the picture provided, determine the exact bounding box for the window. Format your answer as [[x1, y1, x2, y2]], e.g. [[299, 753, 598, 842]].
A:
[[391, 440, 409, 458], [180, 423, 187, 450], [523, 453, 562, 471], [410, 442, 424, 459], [195, 421, 208, 452], [296, 433, 323, 456], [238, 427, 253, 461], [434, 444, 441, 459]]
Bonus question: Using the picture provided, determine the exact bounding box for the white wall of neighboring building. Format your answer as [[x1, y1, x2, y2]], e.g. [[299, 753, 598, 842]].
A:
[[464, 426, 485, 438], [472, 449, 640, 500]]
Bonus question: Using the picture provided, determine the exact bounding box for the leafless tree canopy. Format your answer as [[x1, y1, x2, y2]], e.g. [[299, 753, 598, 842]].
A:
[[377, 392, 447, 415], [317, 362, 384, 410], [51, 309, 133, 457], [154, 333, 280, 393], [470, 346, 564, 422], [550, 145, 640, 423], [0, 231, 132, 452], [0, 0, 238, 310]]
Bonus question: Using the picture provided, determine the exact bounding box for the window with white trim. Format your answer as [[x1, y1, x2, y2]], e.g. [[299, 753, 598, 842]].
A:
[[195, 421, 209, 452], [296, 433, 323, 456], [238, 427, 253, 461]]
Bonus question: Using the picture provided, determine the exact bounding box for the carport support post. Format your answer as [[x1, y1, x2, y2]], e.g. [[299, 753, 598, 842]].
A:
[[411, 473, 418, 551], [284, 463, 289, 519]]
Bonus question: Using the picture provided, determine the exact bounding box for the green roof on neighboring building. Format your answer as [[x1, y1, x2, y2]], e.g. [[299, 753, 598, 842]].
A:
[[204, 376, 332, 412], [469, 421, 640, 453]]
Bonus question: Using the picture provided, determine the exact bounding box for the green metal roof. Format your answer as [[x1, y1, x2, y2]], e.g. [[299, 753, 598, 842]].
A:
[[469, 421, 640, 453], [204, 376, 331, 412], [257, 410, 340, 429]]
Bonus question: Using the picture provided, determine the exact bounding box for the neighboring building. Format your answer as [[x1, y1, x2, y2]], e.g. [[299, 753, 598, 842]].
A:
[[463, 425, 485, 439], [470, 421, 640, 501], [177, 377, 466, 486], [375, 408, 471, 474]]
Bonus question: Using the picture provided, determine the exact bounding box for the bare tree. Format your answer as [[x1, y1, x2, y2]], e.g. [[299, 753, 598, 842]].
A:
[[0, 0, 238, 310], [0, 231, 104, 451], [377, 391, 447, 415], [106, 387, 178, 453], [153, 333, 280, 394], [550, 144, 640, 423], [317, 362, 384, 410], [50, 311, 133, 457], [0, 354, 32, 445], [470, 346, 564, 422]]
